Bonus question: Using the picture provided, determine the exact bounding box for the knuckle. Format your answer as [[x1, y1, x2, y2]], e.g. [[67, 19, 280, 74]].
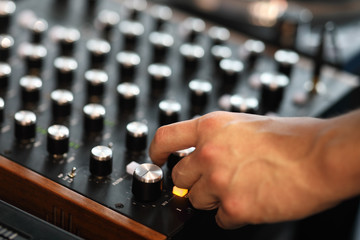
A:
[[152, 126, 167, 145], [208, 171, 227, 189], [188, 192, 201, 209], [221, 198, 244, 222]]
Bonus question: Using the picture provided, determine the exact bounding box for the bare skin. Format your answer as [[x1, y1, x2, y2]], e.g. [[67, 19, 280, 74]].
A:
[[149, 110, 360, 229]]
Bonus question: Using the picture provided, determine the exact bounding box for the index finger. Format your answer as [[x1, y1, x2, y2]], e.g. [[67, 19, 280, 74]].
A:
[[149, 118, 198, 166]]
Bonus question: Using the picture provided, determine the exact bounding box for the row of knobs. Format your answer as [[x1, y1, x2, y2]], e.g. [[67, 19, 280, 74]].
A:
[[14, 109, 172, 202], [0, 1, 301, 114], [14, 110, 149, 153]]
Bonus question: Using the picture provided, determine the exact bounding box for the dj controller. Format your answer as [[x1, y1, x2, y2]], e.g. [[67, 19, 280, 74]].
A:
[[0, 0, 359, 239]]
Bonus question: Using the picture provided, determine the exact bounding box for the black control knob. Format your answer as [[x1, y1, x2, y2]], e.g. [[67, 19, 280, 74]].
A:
[[0, 34, 14, 61], [126, 121, 148, 152], [208, 26, 230, 45], [132, 163, 163, 202], [150, 5, 172, 30], [0, 97, 4, 123], [149, 31, 174, 62], [54, 57, 78, 88], [181, 17, 205, 42], [274, 49, 299, 77], [85, 69, 108, 99], [83, 103, 106, 132], [211, 45, 232, 65], [117, 82, 140, 110], [20, 75, 42, 103], [14, 110, 36, 142], [0, 1, 16, 33], [116, 51, 141, 82], [96, 10, 120, 40], [243, 39, 265, 69], [51, 26, 81, 56], [51, 89, 74, 119], [230, 94, 259, 114], [18, 43, 47, 75], [47, 124, 70, 159], [86, 38, 111, 69], [159, 99, 181, 126], [0, 62, 11, 90], [30, 18, 48, 44], [148, 63, 172, 90], [167, 147, 195, 170], [179, 43, 204, 73], [124, 0, 147, 20], [260, 72, 289, 113], [189, 79, 212, 106], [90, 145, 113, 177], [219, 59, 244, 84], [119, 20, 144, 50]]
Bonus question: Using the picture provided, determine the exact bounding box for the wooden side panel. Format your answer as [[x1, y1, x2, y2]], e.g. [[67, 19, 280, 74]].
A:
[[0, 156, 166, 240]]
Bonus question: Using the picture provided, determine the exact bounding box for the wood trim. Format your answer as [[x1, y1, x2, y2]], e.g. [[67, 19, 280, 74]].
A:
[[0, 156, 166, 240]]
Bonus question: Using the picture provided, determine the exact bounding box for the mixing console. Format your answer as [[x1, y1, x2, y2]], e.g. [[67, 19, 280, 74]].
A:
[[0, 0, 358, 239]]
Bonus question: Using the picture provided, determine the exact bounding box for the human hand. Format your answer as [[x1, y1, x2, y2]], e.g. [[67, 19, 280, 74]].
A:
[[149, 111, 342, 229]]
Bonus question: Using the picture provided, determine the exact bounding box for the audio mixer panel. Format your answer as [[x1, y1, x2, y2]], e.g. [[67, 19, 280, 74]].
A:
[[0, 0, 358, 239]]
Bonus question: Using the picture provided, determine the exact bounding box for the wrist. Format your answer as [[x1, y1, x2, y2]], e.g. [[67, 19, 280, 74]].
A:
[[319, 111, 360, 202]]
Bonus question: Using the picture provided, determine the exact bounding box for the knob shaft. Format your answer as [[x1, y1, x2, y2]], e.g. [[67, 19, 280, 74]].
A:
[[0, 97, 4, 123], [0, 62, 11, 90], [51, 26, 80, 56], [117, 82, 140, 110], [274, 49, 299, 77], [243, 39, 265, 69], [158, 99, 181, 126], [126, 121, 148, 152], [54, 57, 78, 88], [87, 39, 111, 69], [132, 163, 163, 202], [124, 0, 147, 20], [83, 103, 106, 132], [85, 69, 108, 99], [19, 43, 47, 75], [47, 124, 69, 158], [51, 89, 74, 119], [148, 63, 172, 90], [14, 110, 36, 142], [189, 79, 212, 106], [0, 34, 14, 61], [0, 1, 16, 33], [149, 32, 174, 62], [116, 51, 141, 82], [260, 72, 289, 113], [208, 26, 230, 45], [230, 94, 259, 114], [96, 10, 120, 40], [181, 17, 205, 42], [150, 5, 172, 30], [20, 75, 42, 104], [211, 45, 232, 65], [90, 145, 113, 177], [30, 18, 48, 44], [179, 43, 204, 74], [119, 20, 144, 50], [219, 58, 244, 84]]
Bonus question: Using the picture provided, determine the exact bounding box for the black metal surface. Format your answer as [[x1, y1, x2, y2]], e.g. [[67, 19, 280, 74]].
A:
[[0, 0, 358, 238]]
